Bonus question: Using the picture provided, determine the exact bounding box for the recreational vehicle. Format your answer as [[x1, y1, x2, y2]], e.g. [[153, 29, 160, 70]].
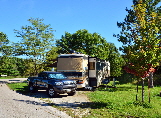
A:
[[56, 53, 110, 89]]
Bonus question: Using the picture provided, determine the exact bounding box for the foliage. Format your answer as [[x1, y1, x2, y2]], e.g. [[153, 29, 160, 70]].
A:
[[0, 56, 32, 76], [108, 43, 125, 76], [13, 18, 55, 75], [117, 70, 135, 84], [45, 46, 59, 69], [56, 29, 125, 76], [114, 0, 161, 78], [56, 29, 109, 59], [0, 32, 12, 56], [46, 46, 59, 61], [0, 56, 20, 76]]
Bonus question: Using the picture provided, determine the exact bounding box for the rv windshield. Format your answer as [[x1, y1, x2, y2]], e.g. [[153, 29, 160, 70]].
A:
[[48, 73, 67, 79]]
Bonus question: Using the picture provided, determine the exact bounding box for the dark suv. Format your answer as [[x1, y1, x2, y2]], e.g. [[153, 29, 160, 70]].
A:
[[27, 71, 77, 97]]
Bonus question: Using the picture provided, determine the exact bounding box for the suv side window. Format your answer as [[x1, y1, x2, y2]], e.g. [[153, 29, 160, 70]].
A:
[[39, 73, 47, 79]]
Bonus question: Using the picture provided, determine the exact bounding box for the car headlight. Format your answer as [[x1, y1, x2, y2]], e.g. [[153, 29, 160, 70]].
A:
[[55, 82, 63, 85]]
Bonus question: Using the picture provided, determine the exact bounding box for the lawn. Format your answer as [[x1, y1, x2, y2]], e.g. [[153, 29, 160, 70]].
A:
[[7, 82, 29, 95], [0, 76, 27, 79], [83, 84, 161, 118], [6, 82, 161, 118], [0, 77, 14, 79]]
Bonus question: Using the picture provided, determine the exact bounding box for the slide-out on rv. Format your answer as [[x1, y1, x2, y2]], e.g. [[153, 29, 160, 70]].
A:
[[56, 53, 110, 89]]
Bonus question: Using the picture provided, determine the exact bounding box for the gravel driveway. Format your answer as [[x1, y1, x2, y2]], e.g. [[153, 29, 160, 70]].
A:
[[0, 82, 71, 118], [0, 79, 91, 118]]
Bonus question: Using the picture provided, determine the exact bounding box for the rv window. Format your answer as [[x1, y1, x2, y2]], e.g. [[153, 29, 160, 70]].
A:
[[89, 62, 95, 70]]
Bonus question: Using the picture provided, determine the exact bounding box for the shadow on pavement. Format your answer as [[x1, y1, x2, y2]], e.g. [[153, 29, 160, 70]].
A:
[[12, 99, 49, 106]]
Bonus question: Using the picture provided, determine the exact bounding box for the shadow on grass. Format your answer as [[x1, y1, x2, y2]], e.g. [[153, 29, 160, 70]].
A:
[[126, 101, 152, 108], [79, 100, 152, 110], [79, 101, 114, 109], [14, 86, 29, 95], [97, 85, 142, 92]]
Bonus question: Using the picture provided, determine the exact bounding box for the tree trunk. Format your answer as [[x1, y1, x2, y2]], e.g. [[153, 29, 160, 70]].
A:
[[136, 78, 139, 101], [142, 78, 145, 102], [149, 72, 154, 88], [148, 79, 151, 103]]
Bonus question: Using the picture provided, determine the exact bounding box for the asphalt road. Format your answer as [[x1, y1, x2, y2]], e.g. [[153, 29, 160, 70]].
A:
[[0, 82, 71, 118]]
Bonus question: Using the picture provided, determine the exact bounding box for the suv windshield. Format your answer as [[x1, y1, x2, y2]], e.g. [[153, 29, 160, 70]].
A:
[[48, 73, 67, 79]]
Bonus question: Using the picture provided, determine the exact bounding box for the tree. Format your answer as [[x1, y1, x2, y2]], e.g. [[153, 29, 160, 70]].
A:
[[56, 29, 110, 60], [114, 0, 161, 102], [0, 32, 16, 76], [56, 29, 124, 76], [0, 32, 12, 56], [115, 0, 161, 78], [108, 43, 125, 77], [46, 46, 59, 62], [0, 57, 20, 76], [44, 46, 59, 70], [14, 18, 55, 75]]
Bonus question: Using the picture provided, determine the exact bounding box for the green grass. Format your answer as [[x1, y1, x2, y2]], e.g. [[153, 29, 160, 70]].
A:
[[6, 82, 161, 118], [7, 82, 29, 95], [0, 77, 14, 79], [0, 76, 27, 79], [82, 84, 161, 118]]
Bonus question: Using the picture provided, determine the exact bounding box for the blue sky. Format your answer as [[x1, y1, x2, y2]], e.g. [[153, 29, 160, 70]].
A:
[[0, 0, 133, 50]]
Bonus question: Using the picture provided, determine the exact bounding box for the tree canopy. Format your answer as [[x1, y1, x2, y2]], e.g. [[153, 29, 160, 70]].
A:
[[14, 18, 55, 75], [114, 0, 161, 78], [56, 29, 110, 60], [56, 29, 125, 76], [0, 32, 12, 56]]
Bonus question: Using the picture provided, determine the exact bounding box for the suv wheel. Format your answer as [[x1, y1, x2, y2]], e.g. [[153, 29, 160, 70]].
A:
[[29, 84, 37, 93], [68, 90, 76, 96], [47, 87, 57, 98]]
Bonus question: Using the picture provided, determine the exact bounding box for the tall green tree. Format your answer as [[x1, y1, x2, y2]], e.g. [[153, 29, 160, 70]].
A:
[[114, 0, 161, 78], [108, 43, 125, 77], [56, 29, 124, 76], [14, 18, 55, 75], [114, 0, 161, 102], [0, 32, 12, 56], [0, 57, 20, 76], [0, 32, 16, 76], [56, 29, 110, 60]]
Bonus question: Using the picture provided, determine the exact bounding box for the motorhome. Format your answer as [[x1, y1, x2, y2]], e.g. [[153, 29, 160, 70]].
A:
[[56, 53, 110, 89]]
